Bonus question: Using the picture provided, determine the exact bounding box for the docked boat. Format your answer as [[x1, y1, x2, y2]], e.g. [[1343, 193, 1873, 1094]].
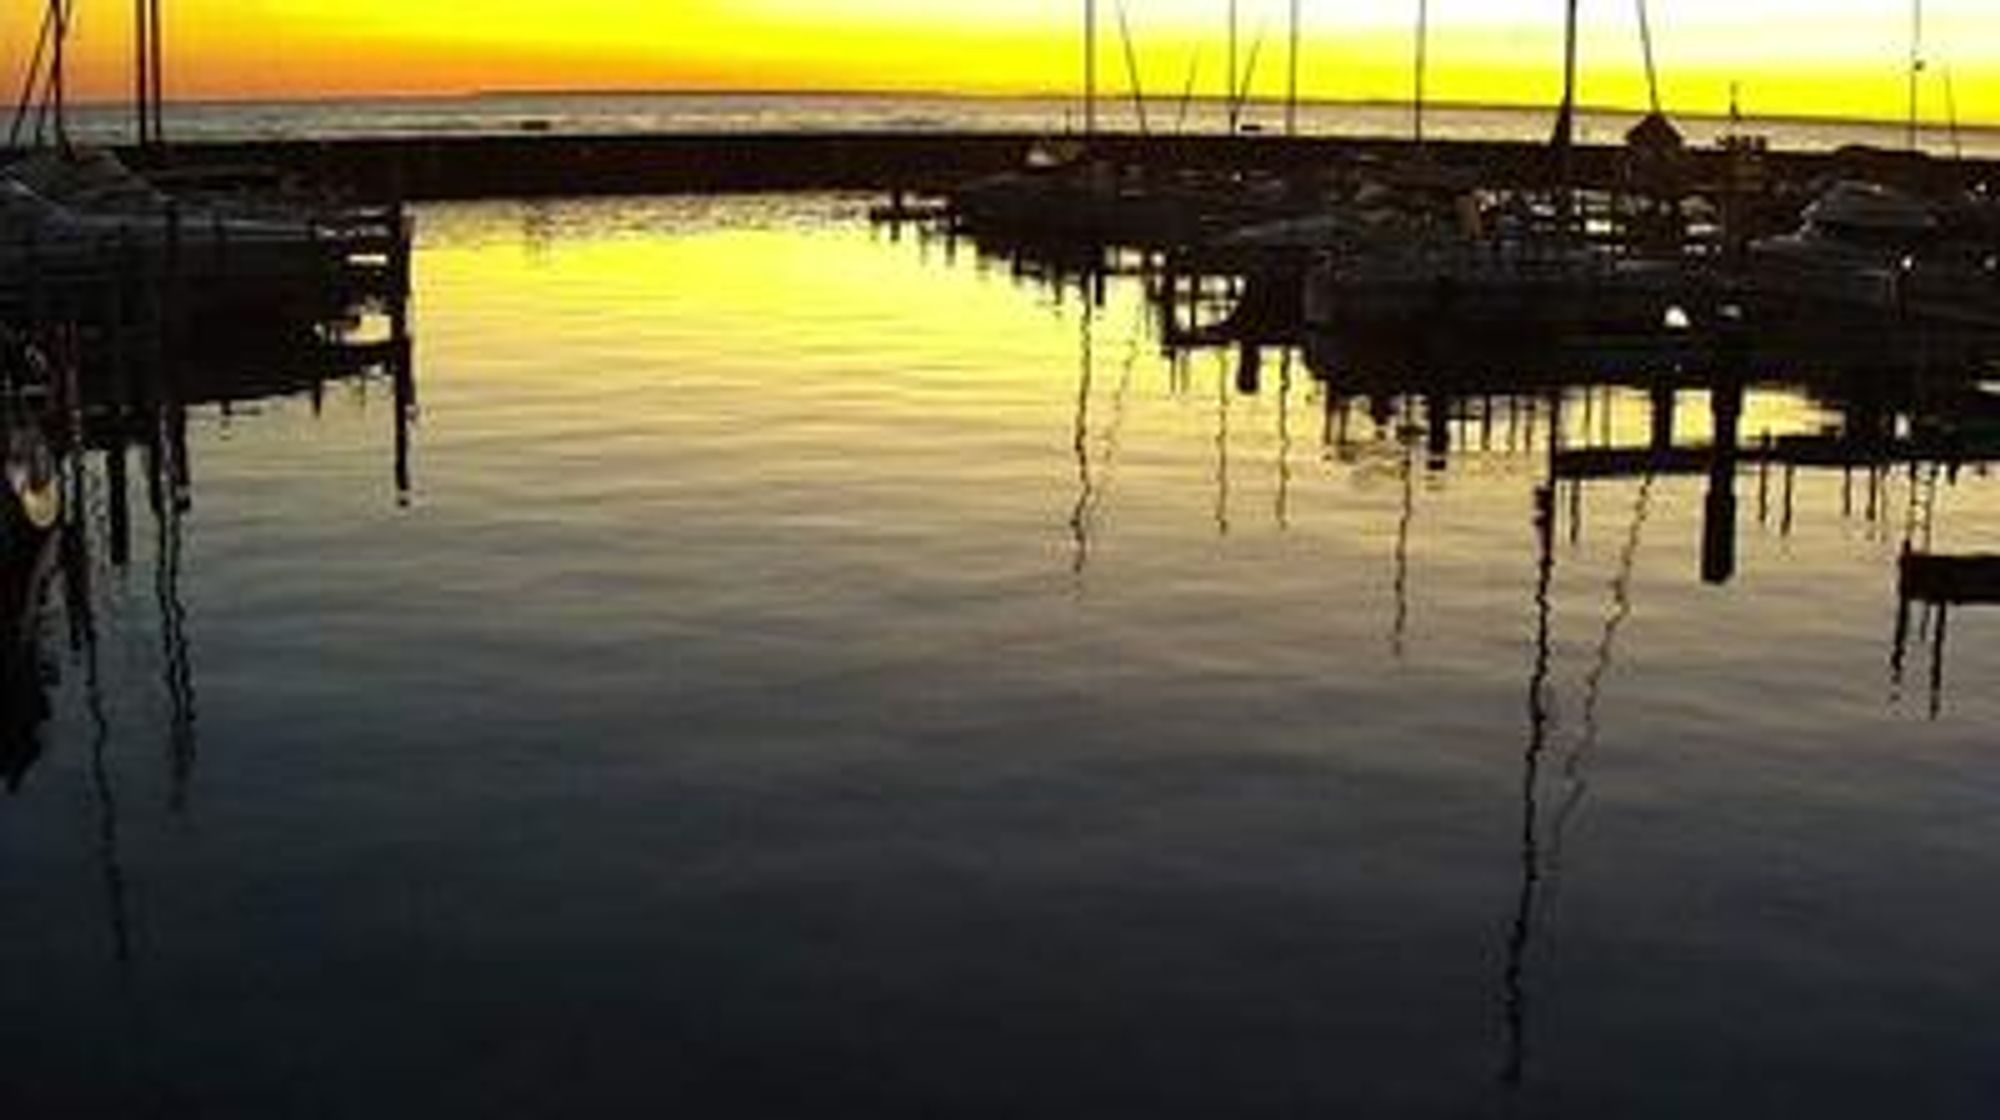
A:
[[0, 149, 410, 329], [1, 358, 59, 791], [1750, 180, 2000, 331], [0, 151, 343, 279], [3, 362, 60, 563]]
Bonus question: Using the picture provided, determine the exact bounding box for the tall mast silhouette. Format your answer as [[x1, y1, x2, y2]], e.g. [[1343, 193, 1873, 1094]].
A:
[[1286, 0, 1302, 136], [1636, 0, 1661, 114], [10, 1, 74, 148], [132, 0, 167, 145], [1085, 0, 1099, 135], [1906, 0, 1924, 151], [1413, 0, 1429, 143], [1227, 0, 1240, 133], [1554, 0, 1581, 223]]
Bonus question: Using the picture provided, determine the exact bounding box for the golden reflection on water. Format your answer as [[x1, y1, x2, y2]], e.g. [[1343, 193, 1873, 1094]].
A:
[[10, 194, 2000, 1117]]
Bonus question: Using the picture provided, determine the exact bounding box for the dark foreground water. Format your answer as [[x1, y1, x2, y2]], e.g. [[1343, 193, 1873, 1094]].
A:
[[4, 196, 1999, 1117]]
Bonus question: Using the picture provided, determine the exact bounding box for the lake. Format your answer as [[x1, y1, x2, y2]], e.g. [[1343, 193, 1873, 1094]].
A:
[[3, 195, 1998, 1117]]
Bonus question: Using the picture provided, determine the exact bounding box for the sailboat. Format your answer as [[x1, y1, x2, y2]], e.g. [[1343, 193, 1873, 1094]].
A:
[[949, 0, 1311, 248], [1296, 0, 1718, 355], [1743, 0, 2000, 334], [2, 345, 61, 732]]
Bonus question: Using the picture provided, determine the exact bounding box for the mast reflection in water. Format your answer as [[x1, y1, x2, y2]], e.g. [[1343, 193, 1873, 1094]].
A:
[[7, 197, 2000, 1117], [2, 308, 416, 977], [960, 216, 2000, 1094]]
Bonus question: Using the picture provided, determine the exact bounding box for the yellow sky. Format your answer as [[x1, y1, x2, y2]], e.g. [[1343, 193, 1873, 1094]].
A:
[[20, 0, 2000, 124]]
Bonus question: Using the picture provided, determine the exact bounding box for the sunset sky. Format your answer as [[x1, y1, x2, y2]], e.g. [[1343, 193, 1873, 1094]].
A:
[[20, 0, 2000, 124]]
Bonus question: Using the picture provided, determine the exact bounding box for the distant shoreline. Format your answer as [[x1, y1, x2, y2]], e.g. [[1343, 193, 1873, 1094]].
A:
[[50, 87, 2000, 136]]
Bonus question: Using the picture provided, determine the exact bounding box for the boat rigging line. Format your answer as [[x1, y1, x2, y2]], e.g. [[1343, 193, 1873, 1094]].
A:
[[1116, 0, 1150, 135], [1636, 0, 1662, 115], [1234, 24, 1269, 131], [10, 1, 74, 150], [1175, 51, 1203, 134]]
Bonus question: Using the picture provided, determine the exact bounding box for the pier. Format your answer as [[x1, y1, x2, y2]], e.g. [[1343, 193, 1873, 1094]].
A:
[[19, 131, 1985, 202]]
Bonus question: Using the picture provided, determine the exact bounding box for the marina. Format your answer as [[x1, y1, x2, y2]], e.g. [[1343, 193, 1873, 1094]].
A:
[[6, 1, 2000, 1116]]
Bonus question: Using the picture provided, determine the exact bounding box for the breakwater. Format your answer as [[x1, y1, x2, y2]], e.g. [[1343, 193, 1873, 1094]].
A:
[[57, 131, 1998, 202]]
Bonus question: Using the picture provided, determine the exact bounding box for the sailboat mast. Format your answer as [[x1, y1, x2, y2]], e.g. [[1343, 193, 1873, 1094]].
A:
[[1906, 0, 1924, 151], [1555, 0, 1580, 203], [1085, 0, 1098, 135], [151, 0, 167, 143], [137, 0, 150, 141], [134, 0, 166, 145], [1228, 0, 1240, 133], [1287, 0, 1302, 136], [1413, 0, 1429, 144], [49, 0, 68, 146], [1636, 0, 1661, 115], [1116, 0, 1150, 135]]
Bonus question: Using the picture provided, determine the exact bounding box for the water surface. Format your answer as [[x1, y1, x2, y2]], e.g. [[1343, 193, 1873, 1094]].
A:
[[3, 195, 1999, 1117]]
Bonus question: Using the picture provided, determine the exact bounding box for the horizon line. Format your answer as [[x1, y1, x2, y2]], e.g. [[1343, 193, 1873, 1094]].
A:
[[50, 86, 2000, 134]]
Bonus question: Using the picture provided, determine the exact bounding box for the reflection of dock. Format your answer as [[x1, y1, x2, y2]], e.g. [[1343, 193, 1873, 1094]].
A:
[[1901, 552, 2000, 604], [1, 305, 419, 802], [1894, 551, 2000, 720], [1554, 431, 2000, 480]]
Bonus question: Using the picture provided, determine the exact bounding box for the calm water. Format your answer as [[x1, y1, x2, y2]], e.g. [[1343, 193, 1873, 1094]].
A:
[[4, 195, 2000, 1116], [52, 90, 2000, 159]]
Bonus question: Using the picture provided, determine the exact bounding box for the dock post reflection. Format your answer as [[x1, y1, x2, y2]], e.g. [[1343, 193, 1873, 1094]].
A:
[[1702, 373, 1744, 586], [392, 331, 418, 506], [1893, 551, 2000, 719]]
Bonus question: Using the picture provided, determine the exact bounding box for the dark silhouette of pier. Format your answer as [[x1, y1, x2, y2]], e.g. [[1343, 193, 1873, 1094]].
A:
[[1, 131, 1969, 203]]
